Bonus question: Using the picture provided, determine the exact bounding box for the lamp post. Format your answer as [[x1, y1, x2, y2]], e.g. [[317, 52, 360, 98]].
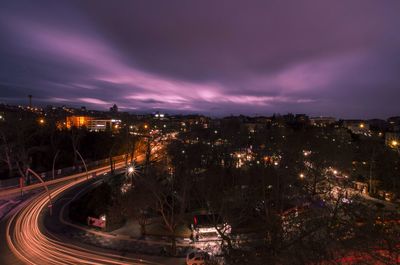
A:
[[75, 150, 89, 180], [126, 162, 138, 187], [26, 168, 53, 216]]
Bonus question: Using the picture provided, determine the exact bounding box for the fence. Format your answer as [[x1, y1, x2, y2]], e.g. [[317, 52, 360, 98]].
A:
[[0, 154, 128, 190]]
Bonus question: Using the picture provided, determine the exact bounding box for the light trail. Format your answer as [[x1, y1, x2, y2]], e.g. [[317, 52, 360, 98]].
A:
[[6, 168, 161, 265]]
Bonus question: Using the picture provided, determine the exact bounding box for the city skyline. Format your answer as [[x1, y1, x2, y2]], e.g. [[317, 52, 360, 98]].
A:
[[1, 2, 400, 264], [1, 1, 400, 119]]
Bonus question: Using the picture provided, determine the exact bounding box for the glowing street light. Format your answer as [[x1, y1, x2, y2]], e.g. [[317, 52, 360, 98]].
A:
[[100, 214, 106, 221], [39, 118, 45, 125], [144, 124, 148, 129], [299, 173, 305, 179], [391, 140, 398, 147], [128, 166, 135, 174]]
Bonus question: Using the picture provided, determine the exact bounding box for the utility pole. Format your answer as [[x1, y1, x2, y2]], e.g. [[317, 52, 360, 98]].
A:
[[28, 95, 32, 108]]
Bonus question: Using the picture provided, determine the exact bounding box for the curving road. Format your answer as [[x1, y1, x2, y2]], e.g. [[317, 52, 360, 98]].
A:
[[5, 173, 165, 265], [1, 141, 185, 264], [3, 161, 184, 264]]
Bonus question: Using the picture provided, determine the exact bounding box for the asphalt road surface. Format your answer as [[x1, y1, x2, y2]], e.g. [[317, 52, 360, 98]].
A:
[[1, 172, 185, 265]]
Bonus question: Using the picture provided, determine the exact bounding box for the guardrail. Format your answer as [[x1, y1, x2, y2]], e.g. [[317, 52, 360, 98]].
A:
[[0, 160, 128, 198], [0, 154, 128, 190]]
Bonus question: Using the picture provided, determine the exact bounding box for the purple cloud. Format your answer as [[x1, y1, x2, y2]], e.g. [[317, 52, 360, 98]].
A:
[[0, 0, 400, 118]]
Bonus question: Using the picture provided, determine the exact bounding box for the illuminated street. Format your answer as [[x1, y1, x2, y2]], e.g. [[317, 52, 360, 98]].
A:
[[1, 166, 184, 265], [1, 1, 400, 264]]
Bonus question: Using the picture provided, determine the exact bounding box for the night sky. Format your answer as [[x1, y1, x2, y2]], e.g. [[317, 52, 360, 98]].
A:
[[1, 1, 400, 118]]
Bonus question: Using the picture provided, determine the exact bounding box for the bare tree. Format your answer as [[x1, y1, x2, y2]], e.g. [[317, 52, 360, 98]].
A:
[[0, 129, 13, 177], [70, 126, 83, 167]]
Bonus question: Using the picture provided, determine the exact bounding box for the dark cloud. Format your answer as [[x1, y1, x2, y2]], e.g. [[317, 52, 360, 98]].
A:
[[0, 0, 399, 118]]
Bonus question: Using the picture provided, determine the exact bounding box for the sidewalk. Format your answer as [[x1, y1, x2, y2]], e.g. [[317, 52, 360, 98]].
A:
[[0, 191, 38, 220], [0, 199, 18, 220]]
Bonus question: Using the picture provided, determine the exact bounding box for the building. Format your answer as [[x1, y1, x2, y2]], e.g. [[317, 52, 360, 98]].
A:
[[153, 112, 167, 120], [66, 116, 121, 132], [388, 116, 400, 132], [295, 114, 310, 125], [310, 117, 336, 127], [368, 119, 388, 132], [66, 116, 93, 128], [342, 120, 371, 135], [87, 119, 121, 132]]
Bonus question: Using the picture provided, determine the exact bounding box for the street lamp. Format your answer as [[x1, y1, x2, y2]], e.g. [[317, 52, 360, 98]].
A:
[[100, 215, 106, 221], [128, 166, 135, 174], [299, 173, 305, 179]]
